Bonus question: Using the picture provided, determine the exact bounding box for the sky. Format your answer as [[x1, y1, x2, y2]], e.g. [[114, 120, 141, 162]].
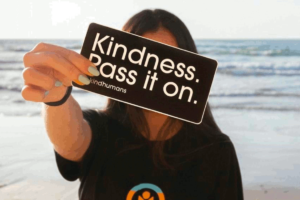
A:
[[0, 0, 299, 39]]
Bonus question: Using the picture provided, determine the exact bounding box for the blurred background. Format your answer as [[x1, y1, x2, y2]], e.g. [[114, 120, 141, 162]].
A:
[[0, 0, 299, 199]]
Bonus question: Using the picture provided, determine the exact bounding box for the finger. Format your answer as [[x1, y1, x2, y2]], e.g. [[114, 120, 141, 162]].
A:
[[23, 51, 91, 85], [22, 67, 63, 91], [29, 66, 84, 86], [50, 67, 84, 86], [32, 66, 79, 86], [21, 85, 46, 102], [30, 42, 99, 77]]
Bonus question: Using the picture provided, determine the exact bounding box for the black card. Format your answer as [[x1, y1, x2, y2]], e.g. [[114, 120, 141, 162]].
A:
[[72, 23, 218, 124]]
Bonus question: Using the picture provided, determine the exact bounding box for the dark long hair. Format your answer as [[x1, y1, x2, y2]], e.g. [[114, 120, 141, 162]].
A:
[[104, 9, 222, 169]]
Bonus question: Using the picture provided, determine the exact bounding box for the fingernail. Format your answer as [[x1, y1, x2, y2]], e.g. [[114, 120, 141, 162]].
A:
[[88, 66, 100, 76], [44, 91, 49, 96], [78, 74, 90, 85], [55, 80, 63, 87]]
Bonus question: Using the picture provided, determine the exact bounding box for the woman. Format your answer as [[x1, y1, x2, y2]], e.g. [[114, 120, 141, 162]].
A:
[[22, 9, 243, 200]]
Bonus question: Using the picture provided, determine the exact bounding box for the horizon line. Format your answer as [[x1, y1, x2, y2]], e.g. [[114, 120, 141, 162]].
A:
[[1, 38, 300, 40]]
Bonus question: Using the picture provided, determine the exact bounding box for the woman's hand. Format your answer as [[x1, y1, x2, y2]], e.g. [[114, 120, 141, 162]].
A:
[[21, 42, 100, 103]]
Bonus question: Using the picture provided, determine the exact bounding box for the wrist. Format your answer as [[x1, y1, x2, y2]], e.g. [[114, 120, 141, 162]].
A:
[[44, 86, 73, 106]]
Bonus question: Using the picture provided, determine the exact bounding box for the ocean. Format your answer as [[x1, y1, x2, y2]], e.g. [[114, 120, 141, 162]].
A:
[[0, 39, 299, 190], [0, 39, 299, 116]]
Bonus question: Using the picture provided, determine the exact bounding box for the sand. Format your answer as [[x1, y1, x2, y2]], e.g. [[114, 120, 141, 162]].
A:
[[0, 115, 79, 200], [0, 109, 300, 200]]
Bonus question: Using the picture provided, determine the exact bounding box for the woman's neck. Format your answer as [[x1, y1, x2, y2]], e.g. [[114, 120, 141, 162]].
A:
[[142, 109, 183, 141]]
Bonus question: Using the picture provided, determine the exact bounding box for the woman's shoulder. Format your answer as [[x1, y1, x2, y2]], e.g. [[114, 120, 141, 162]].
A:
[[199, 130, 235, 154], [184, 127, 239, 165], [184, 124, 232, 148], [191, 129, 238, 162]]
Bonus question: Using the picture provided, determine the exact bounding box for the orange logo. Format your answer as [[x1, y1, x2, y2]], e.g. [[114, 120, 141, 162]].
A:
[[126, 183, 165, 200]]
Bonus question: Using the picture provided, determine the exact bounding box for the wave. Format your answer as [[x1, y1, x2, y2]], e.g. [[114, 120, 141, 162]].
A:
[[0, 112, 42, 117], [6, 47, 30, 52], [0, 60, 23, 64], [2, 44, 82, 53], [211, 105, 300, 112], [218, 70, 300, 76], [0, 86, 21, 92], [64, 44, 82, 49], [0, 67, 24, 71], [0, 85, 87, 93], [217, 62, 300, 76], [195, 39, 300, 57], [210, 92, 300, 98], [197, 48, 300, 57]]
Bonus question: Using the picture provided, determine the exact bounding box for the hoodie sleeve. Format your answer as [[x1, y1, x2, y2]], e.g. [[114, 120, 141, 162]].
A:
[[54, 108, 107, 181]]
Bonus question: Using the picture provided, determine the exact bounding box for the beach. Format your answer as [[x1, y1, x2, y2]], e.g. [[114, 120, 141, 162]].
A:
[[0, 39, 299, 199], [0, 114, 78, 200], [0, 108, 300, 200]]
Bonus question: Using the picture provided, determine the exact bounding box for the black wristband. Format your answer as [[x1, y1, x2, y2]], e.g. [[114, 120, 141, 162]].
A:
[[44, 86, 73, 106]]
